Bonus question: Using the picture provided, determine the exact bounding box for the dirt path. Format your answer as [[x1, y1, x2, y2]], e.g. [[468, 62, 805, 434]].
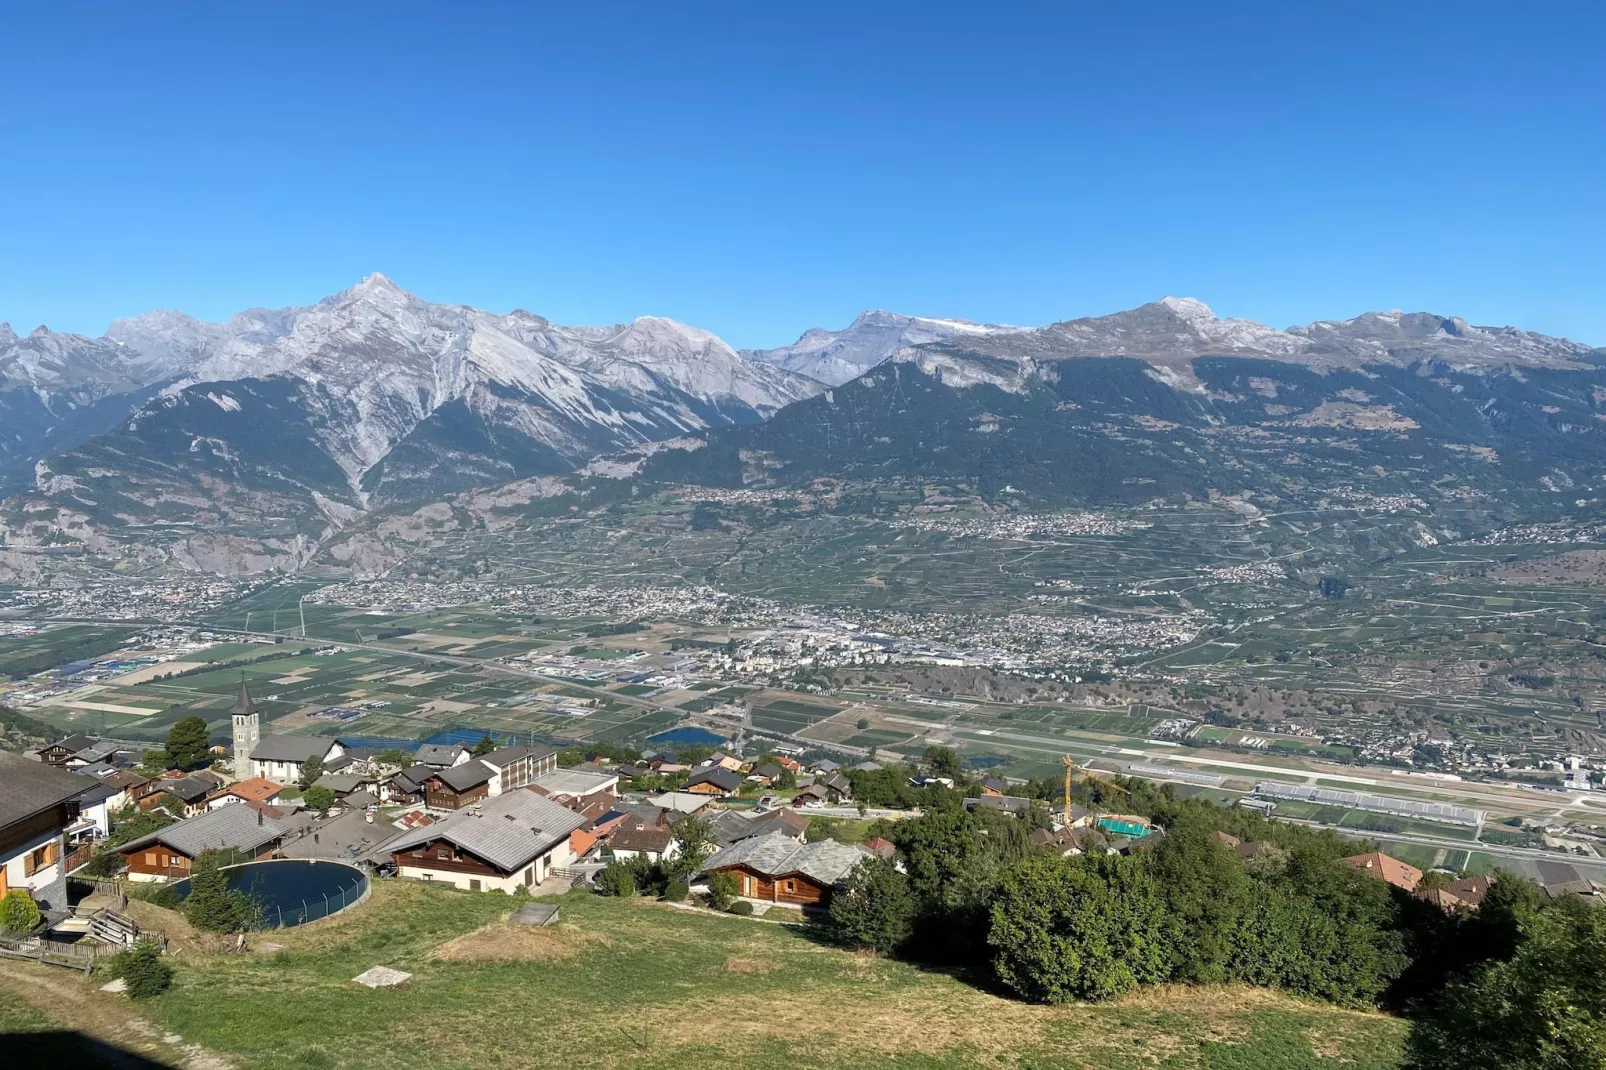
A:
[[0, 961, 235, 1070]]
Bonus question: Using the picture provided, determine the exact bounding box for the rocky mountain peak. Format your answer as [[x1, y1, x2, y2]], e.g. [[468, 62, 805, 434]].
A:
[[0, 322, 15, 347], [1155, 296, 1216, 324]]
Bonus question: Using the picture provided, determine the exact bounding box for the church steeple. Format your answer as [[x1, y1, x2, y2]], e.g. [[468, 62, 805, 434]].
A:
[[231, 675, 261, 778]]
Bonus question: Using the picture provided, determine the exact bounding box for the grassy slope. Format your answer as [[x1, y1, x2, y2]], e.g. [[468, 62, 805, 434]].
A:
[[95, 880, 1409, 1070]]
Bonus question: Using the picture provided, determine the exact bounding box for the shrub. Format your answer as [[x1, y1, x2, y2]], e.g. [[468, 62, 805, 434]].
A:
[[302, 785, 337, 816], [729, 900, 755, 916], [595, 861, 636, 897], [131, 882, 182, 910], [664, 880, 689, 902], [707, 871, 740, 911], [81, 848, 127, 878], [112, 940, 173, 999], [1, 889, 43, 933]]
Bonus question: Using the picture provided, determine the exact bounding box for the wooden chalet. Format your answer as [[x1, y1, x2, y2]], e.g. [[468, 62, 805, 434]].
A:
[[684, 767, 742, 797], [119, 804, 287, 882], [699, 832, 873, 907], [35, 734, 97, 767], [423, 763, 495, 811]]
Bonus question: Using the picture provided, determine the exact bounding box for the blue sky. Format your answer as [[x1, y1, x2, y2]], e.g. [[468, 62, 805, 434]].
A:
[[2, 1, 1602, 348]]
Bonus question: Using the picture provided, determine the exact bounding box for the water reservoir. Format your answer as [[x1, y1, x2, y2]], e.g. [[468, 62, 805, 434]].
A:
[[171, 859, 368, 929]]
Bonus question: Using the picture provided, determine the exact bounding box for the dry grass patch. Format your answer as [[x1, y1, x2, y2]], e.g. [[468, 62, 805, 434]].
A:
[[433, 918, 611, 963]]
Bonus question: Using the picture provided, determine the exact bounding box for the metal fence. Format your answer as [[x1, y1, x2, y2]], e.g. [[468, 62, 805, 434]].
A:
[[258, 870, 370, 929]]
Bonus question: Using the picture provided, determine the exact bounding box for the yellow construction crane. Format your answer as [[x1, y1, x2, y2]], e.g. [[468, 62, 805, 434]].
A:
[[1060, 754, 1126, 817]]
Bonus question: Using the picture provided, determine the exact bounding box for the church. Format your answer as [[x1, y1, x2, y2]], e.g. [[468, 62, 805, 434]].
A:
[[230, 681, 346, 783]]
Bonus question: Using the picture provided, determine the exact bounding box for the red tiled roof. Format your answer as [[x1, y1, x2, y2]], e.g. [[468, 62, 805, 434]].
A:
[[220, 778, 283, 803], [1342, 851, 1423, 891]]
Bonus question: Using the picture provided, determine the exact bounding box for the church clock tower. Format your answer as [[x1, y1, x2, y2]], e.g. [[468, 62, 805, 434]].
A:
[[231, 678, 261, 779]]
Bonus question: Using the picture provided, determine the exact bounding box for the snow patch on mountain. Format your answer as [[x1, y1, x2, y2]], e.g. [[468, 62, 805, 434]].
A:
[[745, 309, 1025, 386]]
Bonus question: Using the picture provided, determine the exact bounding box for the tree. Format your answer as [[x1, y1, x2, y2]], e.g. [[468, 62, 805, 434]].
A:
[[298, 753, 324, 790], [302, 785, 337, 816], [1405, 898, 1606, 1069], [1148, 817, 1253, 983], [830, 858, 917, 954], [113, 939, 174, 999], [923, 745, 964, 782], [707, 871, 740, 911], [988, 853, 1170, 1003], [183, 850, 259, 933], [163, 716, 211, 771], [1, 889, 43, 933], [470, 734, 498, 758], [666, 815, 715, 883], [595, 861, 636, 897]]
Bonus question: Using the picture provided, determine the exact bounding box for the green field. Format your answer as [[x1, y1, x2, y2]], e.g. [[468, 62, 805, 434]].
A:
[[0, 880, 1409, 1070]]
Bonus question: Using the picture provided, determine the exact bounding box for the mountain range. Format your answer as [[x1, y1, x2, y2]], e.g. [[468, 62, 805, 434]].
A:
[[2, 280, 1602, 579]]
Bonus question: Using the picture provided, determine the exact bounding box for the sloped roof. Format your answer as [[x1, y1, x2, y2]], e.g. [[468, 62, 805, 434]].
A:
[[223, 778, 284, 803], [686, 767, 742, 792], [414, 743, 465, 767], [119, 803, 287, 859], [386, 789, 585, 873], [251, 735, 337, 764], [609, 823, 673, 854], [162, 773, 220, 802], [1342, 851, 1422, 891], [389, 765, 434, 792], [701, 832, 872, 886], [49, 733, 97, 754], [431, 763, 494, 792], [480, 746, 555, 769]]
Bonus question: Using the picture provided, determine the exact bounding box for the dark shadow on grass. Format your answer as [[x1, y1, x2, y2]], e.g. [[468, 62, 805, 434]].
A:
[[1, 1030, 177, 1070]]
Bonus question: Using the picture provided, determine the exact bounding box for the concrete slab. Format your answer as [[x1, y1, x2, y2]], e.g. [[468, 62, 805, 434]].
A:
[[510, 903, 559, 927], [353, 966, 412, 988]]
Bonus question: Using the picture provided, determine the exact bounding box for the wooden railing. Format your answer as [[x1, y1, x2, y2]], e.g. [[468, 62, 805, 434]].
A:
[[62, 842, 94, 875]]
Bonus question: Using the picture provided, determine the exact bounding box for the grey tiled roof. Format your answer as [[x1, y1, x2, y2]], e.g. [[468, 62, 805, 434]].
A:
[[480, 746, 554, 769], [701, 832, 872, 886], [433, 763, 494, 792], [386, 789, 585, 873], [389, 765, 433, 792], [119, 803, 287, 858], [251, 735, 337, 764], [686, 767, 741, 792], [0, 752, 107, 828], [414, 743, 465, 767]]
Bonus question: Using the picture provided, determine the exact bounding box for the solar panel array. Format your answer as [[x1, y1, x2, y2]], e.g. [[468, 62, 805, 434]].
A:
[[1126, 762, 1223, 786], [1252, 782, 1481, 826]]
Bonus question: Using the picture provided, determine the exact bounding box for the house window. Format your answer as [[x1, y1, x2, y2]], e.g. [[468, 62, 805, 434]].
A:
[[469, 879, 481, 892], [24, 842, 58, 876], [784, 880, 795, 893], [437, 848, 451, 860]]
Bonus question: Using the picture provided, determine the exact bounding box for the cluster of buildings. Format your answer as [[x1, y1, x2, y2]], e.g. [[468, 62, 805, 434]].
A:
[[901, 512, 1151, 539], [0, 580, 251, 621]]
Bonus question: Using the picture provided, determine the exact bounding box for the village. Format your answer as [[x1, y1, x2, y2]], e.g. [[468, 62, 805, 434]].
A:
[[6, 672, 1598, 975]]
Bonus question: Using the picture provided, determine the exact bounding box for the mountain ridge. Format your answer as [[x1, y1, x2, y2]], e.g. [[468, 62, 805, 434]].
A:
[[4, 284, 1604, 580]]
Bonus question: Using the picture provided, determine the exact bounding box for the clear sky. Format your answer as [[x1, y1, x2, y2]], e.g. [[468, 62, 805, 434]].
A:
[[3, 1, 1602, 348]]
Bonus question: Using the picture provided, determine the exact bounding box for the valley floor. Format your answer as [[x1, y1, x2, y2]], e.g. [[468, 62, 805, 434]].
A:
[[0, 880, 1406, 1070]]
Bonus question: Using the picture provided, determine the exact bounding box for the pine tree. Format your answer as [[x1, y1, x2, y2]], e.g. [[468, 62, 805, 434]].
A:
[[164, 716, 211, 770]]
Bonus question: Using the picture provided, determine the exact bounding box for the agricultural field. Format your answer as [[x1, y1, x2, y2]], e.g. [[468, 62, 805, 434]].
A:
[[0, 880, 1410, 1070]]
